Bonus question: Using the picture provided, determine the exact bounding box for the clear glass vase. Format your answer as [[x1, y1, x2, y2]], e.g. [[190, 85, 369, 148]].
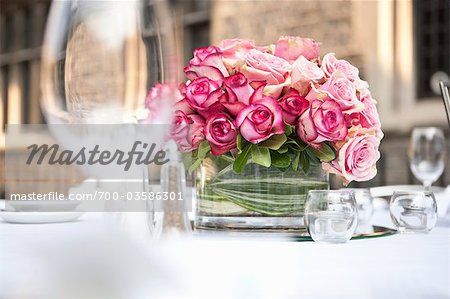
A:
[[195, 156, 329, 231]]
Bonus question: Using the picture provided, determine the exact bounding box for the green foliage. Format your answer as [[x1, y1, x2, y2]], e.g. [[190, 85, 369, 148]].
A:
[[284, 123, 293, 136], [307, 143, 336, 162], [233, 143, 253, 173], [251, 146, 271, 167], [259, 134, 287, 150], [271, 151, 291, 168], [300, 151, 310, 174], [185, 132, 336, 175]]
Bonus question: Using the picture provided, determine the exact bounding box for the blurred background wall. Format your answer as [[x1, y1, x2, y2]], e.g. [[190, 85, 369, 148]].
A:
[[0, 0, 449, 192]]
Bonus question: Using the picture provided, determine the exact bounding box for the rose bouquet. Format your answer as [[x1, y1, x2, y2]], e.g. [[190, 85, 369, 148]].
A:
[[145, 36, 383, 227]]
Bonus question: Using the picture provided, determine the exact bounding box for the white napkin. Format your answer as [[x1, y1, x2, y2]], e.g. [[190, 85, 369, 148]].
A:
[[435, 186, 450, 217]]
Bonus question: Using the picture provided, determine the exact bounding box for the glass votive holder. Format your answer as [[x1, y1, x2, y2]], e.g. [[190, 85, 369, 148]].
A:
[[341, 188, 374, 226], [390, 191, 438, 233], [304, 190, 358, 244]]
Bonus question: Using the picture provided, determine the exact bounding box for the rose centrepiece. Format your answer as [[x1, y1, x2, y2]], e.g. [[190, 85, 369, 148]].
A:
[[145, 36, 383, 184]]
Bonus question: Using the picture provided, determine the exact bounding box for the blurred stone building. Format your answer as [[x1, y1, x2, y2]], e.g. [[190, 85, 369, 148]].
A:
[[1, 0, 449, 190], [209, 0, 450, 187]]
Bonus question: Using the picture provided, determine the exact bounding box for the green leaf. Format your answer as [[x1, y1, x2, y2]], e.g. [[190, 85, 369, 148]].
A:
[[259, 134, 287, 150], [197, 141, 210, 159], [188, 158, 203, 174], [306, 149, 321, 165], [300, 151, 310, 174], [251, 146, 271, 167], [277, 145, 289, 154], [285, 138, 307, 151], [271, 151, 291, 168], [292, 150, 301, 171], [217, 154, 235, 163], [233, 144, 252, 173], [308, 143, 336, 162], [236, 134, 244, 154], [284, 123, 293, 136]]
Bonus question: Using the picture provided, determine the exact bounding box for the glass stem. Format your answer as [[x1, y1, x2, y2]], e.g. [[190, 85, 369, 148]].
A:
[[424, 181, 432, 191]]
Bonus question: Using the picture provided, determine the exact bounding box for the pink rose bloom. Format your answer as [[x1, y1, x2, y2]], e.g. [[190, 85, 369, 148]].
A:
[[144, 83, 182, 124], [236, 92, 285, 144], [240, 49, 291, 98], [278, 89, 309, 125], [174, 99, 194, 115], [322, 129, 381, 184], [185, 77, 223, 111], [274, 36, 320, 63], [291, 56, 325, 96], [219, 38, 256, 69], [346, 92, 383, 138], [184, 46, 228, 81], [220, 72, 254, 116], [321, 53, 359, 82], [297, 99, 348, 147], [204, 113, 238, 156], [355, 78, 370, 95], [170, 111, 205, 152], [319, 70, 363, 114]]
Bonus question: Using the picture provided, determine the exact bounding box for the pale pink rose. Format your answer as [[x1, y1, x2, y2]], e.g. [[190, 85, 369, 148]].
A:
[[355, 78, 370, 95], [319, 70, 363, 113], [274, 36, 320, 63], [184, 77, 223, 111], [144, 83, 182, 124], [322, 129, 381, 184], [291, 56, 325, 96], [278, 89, 309, 125], [346, 92, 383, 138], [297, 99, 348, 147], [220, 72, 253, 116], [236, 92, 285, 144], [219, 38, 256, 69], [170, 111, 205, 152], [204, 113, 238, 156], [174, 99, 194, 115], [321, 53, 359, 82], [184, 46, 228, 81], [240, 49, 291, 98]]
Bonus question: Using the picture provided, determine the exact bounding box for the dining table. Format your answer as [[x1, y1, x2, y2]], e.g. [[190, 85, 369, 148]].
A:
[[1, 189, 449, 299]]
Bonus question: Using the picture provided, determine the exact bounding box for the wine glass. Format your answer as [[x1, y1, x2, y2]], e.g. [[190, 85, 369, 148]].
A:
[[409, 127, 446, 190], [40, 0, 180, 239]]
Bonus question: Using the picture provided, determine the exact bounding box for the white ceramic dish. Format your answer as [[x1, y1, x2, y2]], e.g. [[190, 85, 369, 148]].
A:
[[5, 200, 81, 212], [370, 185, 445, 198], [0, 211, 84, 224]]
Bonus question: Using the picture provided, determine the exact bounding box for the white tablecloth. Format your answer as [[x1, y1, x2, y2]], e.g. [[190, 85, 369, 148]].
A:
[[1, 207, 449, 299]]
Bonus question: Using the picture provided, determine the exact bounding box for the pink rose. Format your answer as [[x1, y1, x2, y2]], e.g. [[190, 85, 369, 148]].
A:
[[174, 99, 194, 115], [274, 36, 320, 63], [319, 70, 363, 113], [219, 38, 256, 69], [240, 49, 291, 98], [278, 89, 309, 125], [291, 56, 325, 96], [321, 53, 359, 82], [170, 111, 205, 152], [144, 83, 182, 124], [322, 129, 381, 184], [204, 113, 238, 156], [220, 72, 253, 116], [184, 46, 228, 81], [185, 77, 223, 112], [346, 92, 383, 138], [236, 92, 285, 144], [297, 99, 348, 147]]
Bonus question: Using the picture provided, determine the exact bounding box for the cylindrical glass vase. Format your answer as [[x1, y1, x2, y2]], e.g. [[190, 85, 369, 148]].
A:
[[195, 157, 329, 231]]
